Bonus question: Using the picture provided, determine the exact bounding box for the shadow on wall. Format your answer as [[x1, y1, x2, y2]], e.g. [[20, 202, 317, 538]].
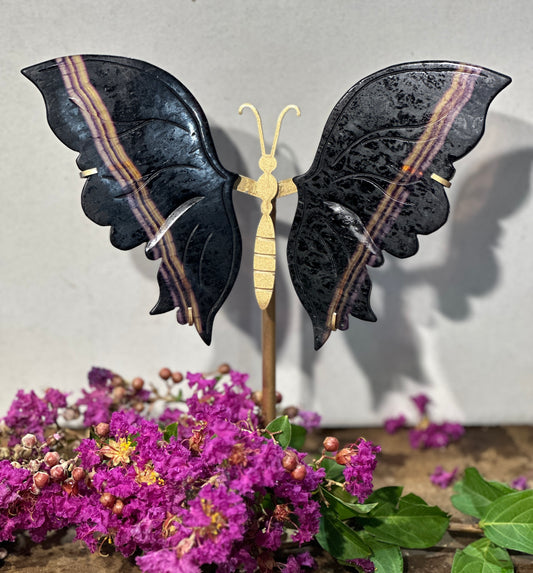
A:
[[300, 115, 533, 409], [126, 114, 532, 412]]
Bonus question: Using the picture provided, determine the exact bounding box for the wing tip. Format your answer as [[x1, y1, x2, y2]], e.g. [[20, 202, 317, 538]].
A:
[[21, 64, 40, 83], [149, 304, 212, 345], [21, 59, 60, 83], [313, 333, 328, 351]]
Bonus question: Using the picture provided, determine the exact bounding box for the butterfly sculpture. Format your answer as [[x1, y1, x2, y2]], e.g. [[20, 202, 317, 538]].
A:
[[23, 56, 510, 349]]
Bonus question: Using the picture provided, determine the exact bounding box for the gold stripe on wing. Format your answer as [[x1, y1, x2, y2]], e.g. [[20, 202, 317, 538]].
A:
[[63, 56, 202, 330], [326, 67, 477, 332]]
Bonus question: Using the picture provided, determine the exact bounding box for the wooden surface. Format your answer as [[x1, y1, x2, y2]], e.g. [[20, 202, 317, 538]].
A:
[[1, 426, 532, 572]]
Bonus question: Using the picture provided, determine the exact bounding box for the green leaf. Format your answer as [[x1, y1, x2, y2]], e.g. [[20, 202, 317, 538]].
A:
[[365, 486, 404, 514], [452, 538, 514, 573], [363, 492, 449, 548], [480, 489, 533, 554], [320, 457, 346, 482], [452, 468, 514, 519], [288, 423, 307, 451], [265, 415, 292, 449], [163, 422, 178, 442], [316, 504, 371, 561], [359, 531, 403, 573], [320, 485, 377, 520]]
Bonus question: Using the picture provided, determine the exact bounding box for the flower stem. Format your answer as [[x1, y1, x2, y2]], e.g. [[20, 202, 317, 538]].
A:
[[448, 522, 483, 535]]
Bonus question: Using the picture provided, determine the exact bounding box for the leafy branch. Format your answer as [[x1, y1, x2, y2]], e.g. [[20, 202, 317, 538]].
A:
[[310, 462, 533, 572]]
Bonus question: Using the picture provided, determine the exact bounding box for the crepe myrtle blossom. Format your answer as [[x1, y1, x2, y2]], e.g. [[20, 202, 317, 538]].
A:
[[334, 438, 381, 503], [409, 422, 465, 449], [2, 388, 68, 445], [511, 476, 529, 490], [384, 393, 465, 450], [430, 465, 459, 488], [349, 558, 375, 573], [411, 393, 430, 416], [3, 366, 390, 572], [384, 414, 406, 434]]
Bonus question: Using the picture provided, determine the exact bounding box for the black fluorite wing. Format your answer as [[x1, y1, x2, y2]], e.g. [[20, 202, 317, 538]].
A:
[[287, 62, 510, 349], [23, 55, 241, 345]]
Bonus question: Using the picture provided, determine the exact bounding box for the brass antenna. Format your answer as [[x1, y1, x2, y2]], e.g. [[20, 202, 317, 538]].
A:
[[239, 103, 301, 159], [238, 103, 266, 157], [270, 104, 300, 158]]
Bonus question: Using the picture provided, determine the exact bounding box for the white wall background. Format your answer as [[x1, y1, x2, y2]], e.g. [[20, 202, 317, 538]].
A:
[[1, 0, 531, 426]]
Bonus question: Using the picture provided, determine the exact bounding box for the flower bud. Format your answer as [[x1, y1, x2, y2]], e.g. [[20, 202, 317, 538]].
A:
[[133, 402, 145, 413], [217, 363, 231, 375], [72, 467, 86, 482], [335, 447, 353, 466], [111, 375, 123, 386], [46, 435, 58, 447], [21, 434, 37, 448], [132, 377, 144, 391], [95, 422, 110, 438], [50, 465, 66, 481], [100, 492, 116, 508], [62, 478, 79, 496], [275, 391, 283, 404], [251, 391, 262, 406], [30, 483, 41, 495], [159, 367, 172, 380], [291, 463, 307, 481], [171, 371, 183, 384], [273, 503, 291, 522], [281, 450, 299, 472], [27, 460, 40, 473], [323, 436, 340, 452], [112, 499, 124, 515], [112, 386, 127, 401], [44, 451, 60, 467], [282, 406, 299, 419], [33, 472, 50, 488], [62, 407, 80, 421]]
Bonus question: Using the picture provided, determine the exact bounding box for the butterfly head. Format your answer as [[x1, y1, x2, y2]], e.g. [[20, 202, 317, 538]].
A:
[[258, 155, 277, 173]]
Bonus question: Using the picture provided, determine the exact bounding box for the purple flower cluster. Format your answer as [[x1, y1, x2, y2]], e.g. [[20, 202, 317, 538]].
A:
[[295, 410, 322, 432], [384, 414, 406, 434], [341, 439, 381, 503], [0, 369, 325, 572], [430, 465, 458, 488], [409, 422, 465, 449], [0, 364, 384, 571], [2, 388, 68, 445], [384, 393, 465, 450], [349, 558, 375, 572], [75, 367, 151, 426], [511, 476, 529, 490], [411, 394, 430, 416]]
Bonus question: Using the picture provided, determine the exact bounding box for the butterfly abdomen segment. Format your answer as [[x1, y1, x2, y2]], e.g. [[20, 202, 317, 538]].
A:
[[253, 167, 278, 310], [254, 213, 276, 309]]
